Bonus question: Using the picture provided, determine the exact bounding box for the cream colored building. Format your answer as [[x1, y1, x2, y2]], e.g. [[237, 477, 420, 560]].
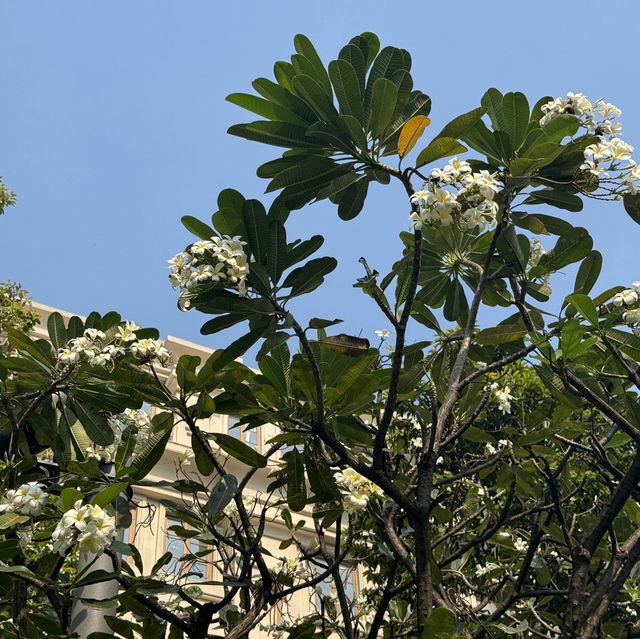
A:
[[32, 303, 359, 636]]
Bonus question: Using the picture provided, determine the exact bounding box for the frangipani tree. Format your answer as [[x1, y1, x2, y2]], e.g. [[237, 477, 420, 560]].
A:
[[3, 31, 640, 639]]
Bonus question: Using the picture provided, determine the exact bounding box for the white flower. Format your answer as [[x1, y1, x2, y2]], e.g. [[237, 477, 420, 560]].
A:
[[61, 500, 90, 532], [131, 338, 170, 364], [485, 443, 498, 456], [334, 468, 383, 512], [83, 328, 106, 342], [623, 309, 640, 325], [490, 383, 514, 414], [53, 501, 116, 557], [0, 482, 48, 516], [116, 323, 138, 342], [514, 537, 528, 552], [375, 329, 390, 339], [58, 348, 80, 365], [431, 157, 472, 184], [608, 138, 634, 161], [596, 101, 622, 120], [189, 240, 215, 255], [613, 289, 639, 307], [475, 561, 499, 577]]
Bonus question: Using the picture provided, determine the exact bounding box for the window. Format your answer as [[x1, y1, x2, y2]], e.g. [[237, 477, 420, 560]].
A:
[[228, 415, 257, 449], [165, 517, 209, 581]]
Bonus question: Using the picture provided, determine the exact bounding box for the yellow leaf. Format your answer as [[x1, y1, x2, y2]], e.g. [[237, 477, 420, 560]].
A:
[[397, 115, 431, 158]]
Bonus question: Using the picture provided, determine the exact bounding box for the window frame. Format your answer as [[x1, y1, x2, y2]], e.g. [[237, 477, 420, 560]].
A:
[[227, 415, 259, 450], [164, 514, 215, 582]]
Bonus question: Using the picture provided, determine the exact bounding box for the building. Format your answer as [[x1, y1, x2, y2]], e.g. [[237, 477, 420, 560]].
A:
[[31, 303, 360, 637]]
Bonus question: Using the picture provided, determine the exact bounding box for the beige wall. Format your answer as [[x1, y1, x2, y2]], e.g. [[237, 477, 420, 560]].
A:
[[32, 303, 358, 636]]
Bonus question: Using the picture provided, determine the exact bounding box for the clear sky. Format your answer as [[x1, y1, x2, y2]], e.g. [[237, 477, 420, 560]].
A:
[[2, 1, 640, 360]]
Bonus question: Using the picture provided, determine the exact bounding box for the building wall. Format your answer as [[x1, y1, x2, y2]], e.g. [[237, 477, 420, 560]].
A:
[[31, 303, 357, 636]]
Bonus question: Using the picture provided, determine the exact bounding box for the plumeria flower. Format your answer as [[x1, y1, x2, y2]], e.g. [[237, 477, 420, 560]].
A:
[[189, 240, 215, 255], [514, 537, 528, 552], [84, 328, 106, 342], [490, 383, 514, 414], [375, 329, 390, 339], [58, 348, 80, 365], [613, 289, 639, 307]]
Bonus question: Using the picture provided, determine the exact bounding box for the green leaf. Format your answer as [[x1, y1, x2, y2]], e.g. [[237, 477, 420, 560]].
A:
[[0, 512, 30, 529], [501, 92, 529, 149], [47, 312, 67, 350], [624, 193, 640, 224], [437, 106, 486, 139], [443, 279, 468, 325], [337, 179, 369, 221], [283, 257, 338, 297], [207, 475, 238, 520], [476, 325, 527, 345], [208, 324, 269, 371], [291, 74, 338, 123], [304, 450, 339, 502], [181, 215, 215, 240], [266, 157, 341, 193], [61, 487, 83, 510], [286, 449, 307, 511], [115, 425, 137, 472], [200, 314, 246, 336], [176, 355, 200, 392], [225, 92, 310, 126], [460, 118, 501, 162], [368, 78, 398, 139], [228, 121, 324, 149], [210, 433, 268, 467], [126, 419, 173, 480], [251, 78, 317, 122], [309, 318, 343, 329], [328, 59, 364, 125], [422, 607, 455, 639], [532, 228, 593, 275], [574, 250, 602, 295], [192, 431, 215, 476], [566, 293, 599, 326], [481, 88, 506, 131], [524, 188, 583, 212], [540, 113, 581, 143], [415, 137, 467, 168], [364, 46, 407, 118], [293, 34, 332, 97], [285, 235, 324, 269], [243, 199, 268, 263], [339, 43, 366, 91], [512, 212, 572, 236], [534, 365, 582, 408], [70, 399, 114, 446], [92, 482, 129, 508]]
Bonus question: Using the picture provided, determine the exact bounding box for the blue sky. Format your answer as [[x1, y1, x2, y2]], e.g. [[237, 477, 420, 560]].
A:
[[2, 1, 640, 359]]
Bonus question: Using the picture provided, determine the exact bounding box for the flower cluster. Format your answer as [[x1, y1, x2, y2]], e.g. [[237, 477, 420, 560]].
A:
[[490, 383, 514, 415], [0, 482, 48, 516], [334, 468, 383, 512], [169, 235, 250, 309], [539, 93, 639, 195], [222, 494, 256, 520], [56, 323, 169, 368], [130, 338, 170, 364], [52, 500, 116, 557], [616, 281, 640, 335], [485, 439, 512, 456], [410, 159, 501, 232]]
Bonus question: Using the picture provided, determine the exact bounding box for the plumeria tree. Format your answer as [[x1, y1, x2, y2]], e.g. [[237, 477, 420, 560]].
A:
[[4, 30, 640, 639]]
